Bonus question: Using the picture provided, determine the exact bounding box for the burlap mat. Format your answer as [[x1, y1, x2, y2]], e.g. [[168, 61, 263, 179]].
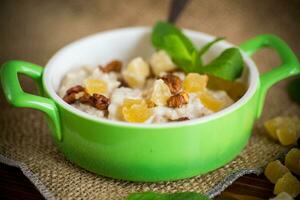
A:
[[1, 0, 300, 199]]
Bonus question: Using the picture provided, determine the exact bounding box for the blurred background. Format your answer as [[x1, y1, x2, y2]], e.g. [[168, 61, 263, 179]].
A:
[[1, 0, 299, 66]]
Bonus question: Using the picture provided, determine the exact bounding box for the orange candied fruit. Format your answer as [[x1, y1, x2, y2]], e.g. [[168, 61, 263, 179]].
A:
[[183, 73, 208, 93], [264, 160, 289, 184], [274, 172, 300, 198], [85, 79, 107, 95], [285, 148, 300, 175], [264, 116, 300, 145], [198, 92, 224, 112], [121, 99, 152, 123]]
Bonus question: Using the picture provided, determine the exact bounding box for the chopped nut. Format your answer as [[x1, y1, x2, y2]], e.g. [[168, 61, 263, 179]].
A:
[[100, 60, 122, 73], [66, 85, 84, 95], [79, 92, 93, 105], [167, 92, 189, 108], [63, 93, 77, 104], [118, 78, 129, 88], [170, 117, 190, 122], [161, 74, 182, 94], [92, 94, 110, 110]]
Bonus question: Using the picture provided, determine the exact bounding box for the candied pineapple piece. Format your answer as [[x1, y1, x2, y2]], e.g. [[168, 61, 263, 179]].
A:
[[123, 57, 150, 88], [85, 79, 107, 95], [274, 172, 300, 198], [285, 148, 300, 175], [264, 160, 290, 184], [264, 116, 300, 144], [150, 79, 172, 106], [270, 192, 294, 200], [207, 75, 247, 101], [183, 73, 208, 93], [122, 99, 152, 123], [150, 50, 176, 76], [277, 129, 298, 146], [198, 92, 224, 112]]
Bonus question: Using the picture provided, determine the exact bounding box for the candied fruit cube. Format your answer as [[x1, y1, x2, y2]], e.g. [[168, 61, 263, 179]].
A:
[[277, 129, 298, 146], [183, 73, 208, 93], [270, 192, 294, 200], [151, 79, 172, 106], [285, 148, 300, 175], [123, 57, 150, 88], [85, 79, 107, 95], [264, 116, 300, 144], [122, 99, 152, 123], [274, 172, 300, 198], [207, 75, 247, 101], [198, 92, 224, 112], [264, 160, 289, 184], [150, 50, 177, 76]]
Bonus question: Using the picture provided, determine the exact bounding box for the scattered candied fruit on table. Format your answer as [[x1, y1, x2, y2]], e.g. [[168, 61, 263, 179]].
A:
[[198, 92, 224, 112], [264, 116, 300, 145], [123, 57, 150, 88], [85, 79, 107, 95], [264, 160, 290, 184], [151, 79, 172, 106], [273, 172, 300, 198], [121, 99, 152, 123], [270, 192, 294, 200], [285, 148, 300, 175], [183, 73, 208, 93]]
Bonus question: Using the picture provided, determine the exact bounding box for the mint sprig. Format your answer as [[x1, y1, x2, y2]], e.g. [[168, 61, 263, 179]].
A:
[[151, 21, 244, 81], [125, 192, 211, 200]]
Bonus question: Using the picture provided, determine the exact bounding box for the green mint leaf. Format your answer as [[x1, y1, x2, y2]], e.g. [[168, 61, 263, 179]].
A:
[[125, 192, 211, 200], [197, 37, 225, 65], [197, 48, 244, 81], [152, 21, 196, 55], [163, 35, 195, 72], [287, 77, 300, 104]]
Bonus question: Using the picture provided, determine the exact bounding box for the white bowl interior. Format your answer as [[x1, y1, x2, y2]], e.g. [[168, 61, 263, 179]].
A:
[[44, 27, 259, 127]]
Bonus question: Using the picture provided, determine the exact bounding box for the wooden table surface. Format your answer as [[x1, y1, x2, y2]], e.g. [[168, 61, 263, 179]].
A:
[[1, 0, 299, 199], [0, 163, 275, 200]]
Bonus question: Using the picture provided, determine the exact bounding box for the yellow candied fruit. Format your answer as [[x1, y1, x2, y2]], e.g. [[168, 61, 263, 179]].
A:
[[274, 172, 300, 198], [264, 116, 300, 145], [183, 73, 208, 93], [207, 75, 247, 101], [151, 79, 172, 106], [285, 148, 300, 175], [264, 160, 290, 184], [198, 92, 224, 112], [122, 99, 152, 123], [85, 79, 107, 95], [271, 192, 294, 200], [123, 57, 150, 88]]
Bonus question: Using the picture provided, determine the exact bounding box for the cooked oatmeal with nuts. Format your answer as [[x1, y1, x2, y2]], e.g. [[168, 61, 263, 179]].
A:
[[58, 50, 245, 124]]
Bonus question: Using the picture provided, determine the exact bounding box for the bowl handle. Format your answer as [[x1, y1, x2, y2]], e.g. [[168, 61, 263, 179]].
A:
[[0, 60, 61, 141], [240, 34, 300, 118]]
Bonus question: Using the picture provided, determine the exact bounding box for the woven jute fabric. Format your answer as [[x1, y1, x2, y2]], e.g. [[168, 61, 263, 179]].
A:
[[1, 0, 300, 199]]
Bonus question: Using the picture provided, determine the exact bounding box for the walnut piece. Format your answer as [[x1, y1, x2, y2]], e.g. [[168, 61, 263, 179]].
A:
[[161, 74, 182, 94], [170, 117, 190, 122], [91, 94, 110, 110], [167, 92, 189, 108], [63, 85, 85, 104], [63, 93, 77, 104], [66, 85, 85, 95], [101, 60, 122, 73]]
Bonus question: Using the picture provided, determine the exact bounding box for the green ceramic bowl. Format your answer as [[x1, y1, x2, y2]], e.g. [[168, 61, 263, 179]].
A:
[[1, 28, 300, 182]]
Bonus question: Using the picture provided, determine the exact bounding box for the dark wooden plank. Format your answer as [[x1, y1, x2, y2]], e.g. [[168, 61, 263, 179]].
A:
[[0, 163, 276, 200]]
